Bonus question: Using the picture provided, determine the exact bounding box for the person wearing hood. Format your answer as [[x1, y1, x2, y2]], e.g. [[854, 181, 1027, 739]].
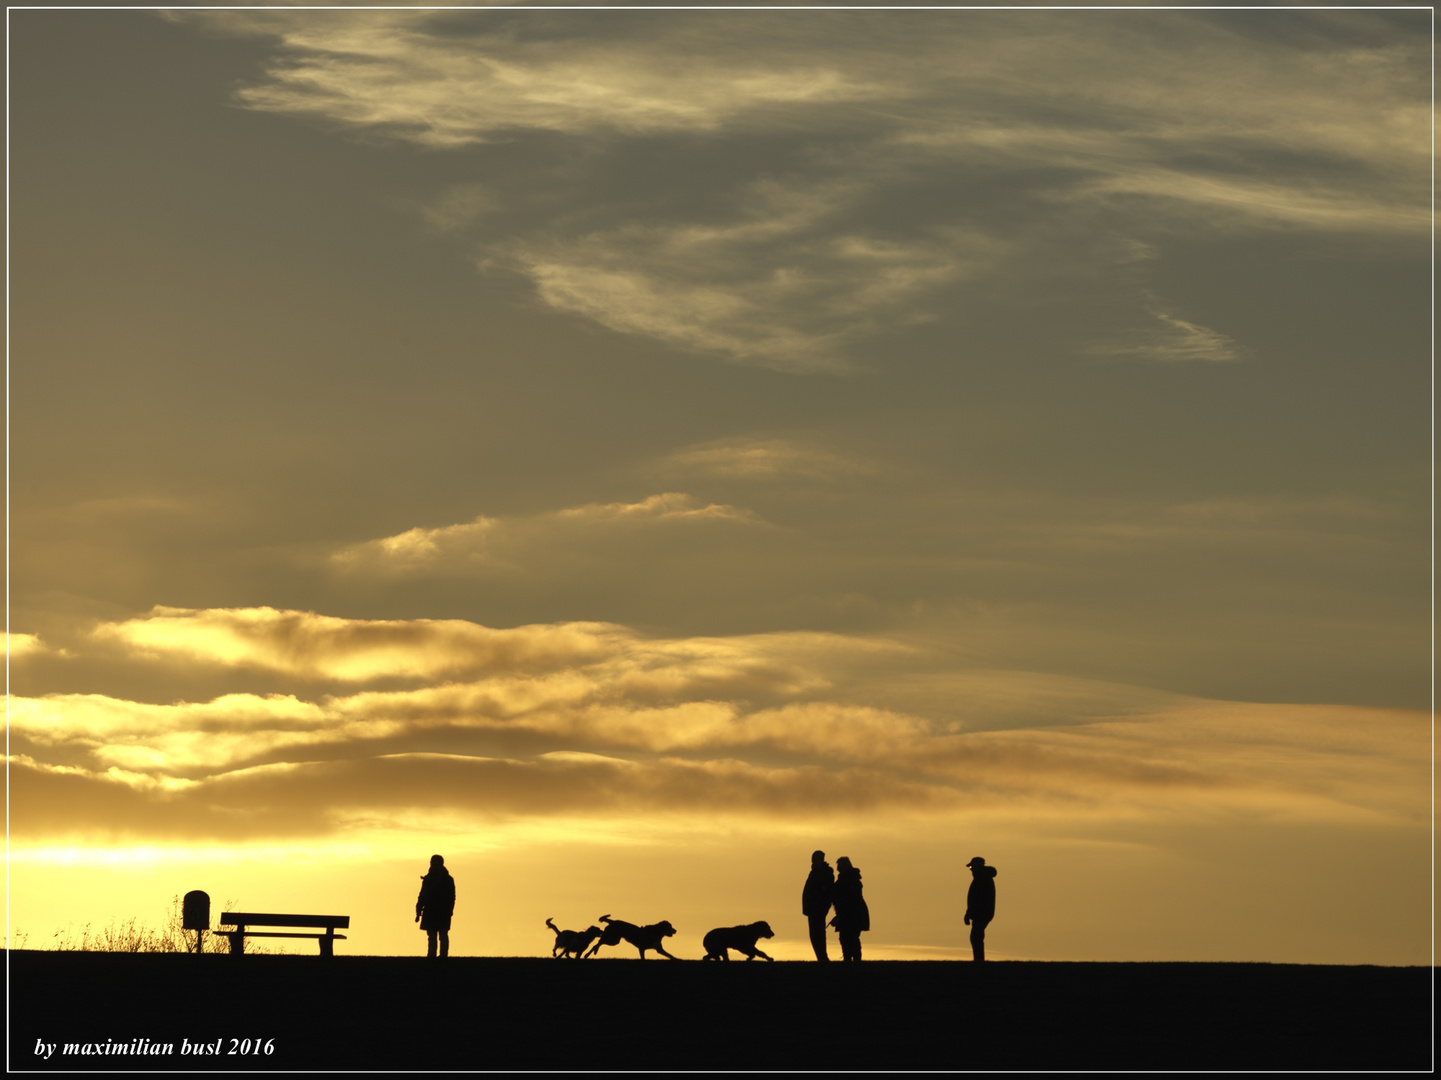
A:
[[415, 854, 456, 959], [963, 856, 997, 962], [801, 850, 835, 961], [829, 856, 870, 962]]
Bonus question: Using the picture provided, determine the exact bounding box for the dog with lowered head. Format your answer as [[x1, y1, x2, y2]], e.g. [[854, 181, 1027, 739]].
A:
[[583, 914, 679, 959], [701, 921, 775, 962], [545, 918, 603, 959]]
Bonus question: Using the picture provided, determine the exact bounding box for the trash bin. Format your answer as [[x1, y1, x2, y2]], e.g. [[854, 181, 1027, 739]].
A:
[[182, 891, 210, 953]]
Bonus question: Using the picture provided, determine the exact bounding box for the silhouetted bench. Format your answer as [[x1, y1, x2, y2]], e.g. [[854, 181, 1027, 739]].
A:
[[220, 912, 349, 957]]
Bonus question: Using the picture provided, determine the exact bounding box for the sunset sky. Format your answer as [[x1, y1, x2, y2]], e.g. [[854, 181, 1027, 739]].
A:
[[8, 5, 1431, 963]]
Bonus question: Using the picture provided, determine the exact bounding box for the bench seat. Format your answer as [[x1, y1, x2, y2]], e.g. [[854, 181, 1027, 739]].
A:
[[220, 912, 350, 956]]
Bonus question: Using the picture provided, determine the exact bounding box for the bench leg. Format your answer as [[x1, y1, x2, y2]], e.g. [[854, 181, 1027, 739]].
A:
[[319, 933, 334, 957], [227, 932, 245, 956]]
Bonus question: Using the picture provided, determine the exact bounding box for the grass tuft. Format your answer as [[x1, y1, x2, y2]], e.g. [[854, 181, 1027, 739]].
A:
[[46, 895, 267, 953]]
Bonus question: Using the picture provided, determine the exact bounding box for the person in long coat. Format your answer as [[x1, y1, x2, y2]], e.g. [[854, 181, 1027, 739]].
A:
[[829, 856, 870, 962], [415, 854, 456, 959], [801, 850, 835, 961], [963, 856, 997, 962]]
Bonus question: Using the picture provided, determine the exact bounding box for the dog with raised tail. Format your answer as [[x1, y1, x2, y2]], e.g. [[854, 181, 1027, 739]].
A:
[[546, 918, 603, 959], [583, 914, 679, 959]]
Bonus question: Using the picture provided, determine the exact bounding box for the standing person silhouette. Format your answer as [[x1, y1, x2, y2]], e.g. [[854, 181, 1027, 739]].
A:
[[830, 856, 869, 962], [415, 854, 455, 959], [963, 856, 997, 962], [801, 850, 835, 962]]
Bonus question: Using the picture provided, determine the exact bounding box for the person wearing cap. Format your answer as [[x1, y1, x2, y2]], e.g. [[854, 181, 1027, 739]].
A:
[[415, 854, 456, 959], [963, 856, 997, 962], [801, 850, 835, 961]]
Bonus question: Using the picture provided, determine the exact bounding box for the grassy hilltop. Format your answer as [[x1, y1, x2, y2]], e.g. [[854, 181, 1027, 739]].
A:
[[8, 951, 1433, 1071]]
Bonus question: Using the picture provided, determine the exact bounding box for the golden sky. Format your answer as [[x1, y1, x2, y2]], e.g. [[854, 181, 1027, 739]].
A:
[[7, 6, 1431, 963]]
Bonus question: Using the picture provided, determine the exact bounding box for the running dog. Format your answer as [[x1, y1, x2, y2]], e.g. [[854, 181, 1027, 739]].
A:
[[701, 921, 775, 961], [583, 914, 679, 960], [545, 918, 603, 959]]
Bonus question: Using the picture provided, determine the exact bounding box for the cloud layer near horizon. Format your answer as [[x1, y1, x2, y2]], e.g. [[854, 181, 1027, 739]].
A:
[[11, 606, 1427, 849]]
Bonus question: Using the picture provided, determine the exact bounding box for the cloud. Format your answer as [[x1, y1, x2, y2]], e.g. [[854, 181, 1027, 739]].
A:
[[1032, 494, 1407, 553], [1088, 309, 1247, 364], [662, 437, 875, 481], [341, 517, 497, 567], [1069, 166, 1426, 236], [1073, 243, 1246, 363], [420, 183, 499, 232], [10, 693, 336, 773], [10, 603, 1428, 843], [553, 492, 756, 525], [183, 10, 1427, 368], [206, 11, 883, 146], [79, 603, 896, 697], [7, 633, 71, 661], [199, 11, 1428, 201], [10, 694, 1425, 843], [6, 752, 951, 843], [494, 178, 974, 372], [90, 606, 632, 682], [333, 492, 763, 575]]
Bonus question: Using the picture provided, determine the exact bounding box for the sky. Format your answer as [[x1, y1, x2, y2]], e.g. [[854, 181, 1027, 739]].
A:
[[6, 4, 1431, 964]]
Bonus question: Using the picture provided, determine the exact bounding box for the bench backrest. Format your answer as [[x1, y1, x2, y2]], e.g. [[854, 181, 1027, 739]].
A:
[[220, 913, 350, 930]]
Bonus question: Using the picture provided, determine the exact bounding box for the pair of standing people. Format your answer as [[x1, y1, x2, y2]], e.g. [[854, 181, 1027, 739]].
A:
[[802, 850, 869, 962]]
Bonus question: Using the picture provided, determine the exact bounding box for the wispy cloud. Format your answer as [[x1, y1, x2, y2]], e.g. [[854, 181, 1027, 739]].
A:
[[661, 437, 875, 481], [1088, 308, 1248, 365], [205, 11, 883, 145], [553, 492, 755, 525], [1032, 493, 1408, 553], [183, 10, 1428, 369], [333, 492, 762, 574], [493, 177, 974, 371]]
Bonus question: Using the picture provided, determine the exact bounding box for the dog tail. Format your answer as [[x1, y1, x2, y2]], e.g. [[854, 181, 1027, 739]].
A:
[[546, 918, 558, 935], [598, 914, 612, 925]]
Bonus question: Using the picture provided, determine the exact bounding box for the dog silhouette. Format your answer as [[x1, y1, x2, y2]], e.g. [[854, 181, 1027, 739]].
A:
[[546, 918, 603, 959], [702, 921, 775, 961], [584, 914, 679, 959]]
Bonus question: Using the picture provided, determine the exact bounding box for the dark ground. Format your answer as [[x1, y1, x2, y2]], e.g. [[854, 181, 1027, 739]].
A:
[[6, 951, 1433, 1071]]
